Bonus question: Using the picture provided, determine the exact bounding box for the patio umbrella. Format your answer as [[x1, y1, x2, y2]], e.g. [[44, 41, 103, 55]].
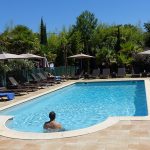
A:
[[138, 50, 150, 74], [20, 53, 49, 68], [0, 52, 25, 60], [20, 53, 47, 81], [138, 50, 150, 55], [68, 53, 94, 73], [0, 52, 25, 86], [20, 53, 44, 59], [68, 53, 94, 59]]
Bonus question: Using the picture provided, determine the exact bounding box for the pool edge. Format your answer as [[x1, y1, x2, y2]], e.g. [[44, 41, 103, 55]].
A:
[[0, 78, 150, 140]]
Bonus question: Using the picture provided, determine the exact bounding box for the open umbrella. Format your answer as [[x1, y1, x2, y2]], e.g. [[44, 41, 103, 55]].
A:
[[138, 50, 150, 55], [0, 52, 25, 86], [20, 53, 49, 68], [68, 53, 94, 59], [0, 52, 25, 60], [20, 53, 44, 59], [19, 53, 47, 81], [68, 53, 94, 73]]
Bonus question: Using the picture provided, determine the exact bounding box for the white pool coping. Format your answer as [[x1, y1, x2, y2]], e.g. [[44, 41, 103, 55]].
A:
[[0, 78, 150, 139]]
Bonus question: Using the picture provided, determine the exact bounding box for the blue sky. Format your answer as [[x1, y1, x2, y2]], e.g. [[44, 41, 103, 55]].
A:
[[0, 0, 150, 33]]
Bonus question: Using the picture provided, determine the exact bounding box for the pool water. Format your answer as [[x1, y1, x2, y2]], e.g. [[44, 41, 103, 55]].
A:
[[0, 81, 148, 133]]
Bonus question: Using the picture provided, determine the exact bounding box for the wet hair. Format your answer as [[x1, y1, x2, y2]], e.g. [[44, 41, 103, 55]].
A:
[[49, 111, 56, 121]]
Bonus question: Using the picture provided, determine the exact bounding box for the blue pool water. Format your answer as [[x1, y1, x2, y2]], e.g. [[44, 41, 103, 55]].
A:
[[0, 81, 148, 133]]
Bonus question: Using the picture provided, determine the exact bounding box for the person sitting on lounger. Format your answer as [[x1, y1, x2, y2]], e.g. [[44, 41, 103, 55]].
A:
[[43, 111, 62, 131]]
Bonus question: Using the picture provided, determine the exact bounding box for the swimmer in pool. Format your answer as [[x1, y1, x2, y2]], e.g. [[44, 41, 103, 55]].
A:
[[43, 111, 62, 130]]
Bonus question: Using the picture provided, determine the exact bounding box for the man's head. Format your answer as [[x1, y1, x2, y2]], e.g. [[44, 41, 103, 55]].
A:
[[49, 111, 56, 121]]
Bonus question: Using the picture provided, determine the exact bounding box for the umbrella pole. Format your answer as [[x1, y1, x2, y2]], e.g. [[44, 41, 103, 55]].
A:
[[3, 71, 6, 87], [26, 69, 29, 82], [88, 60, 90, 73], [81, 59, 82, 73]]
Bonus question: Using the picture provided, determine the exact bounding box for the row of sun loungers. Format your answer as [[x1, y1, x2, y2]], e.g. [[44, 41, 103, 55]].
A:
[[92, 68, 150, 79], [0, 68, 149, 100], [80, 68, 149, 79], [82, 68, 126, 79], [0, 72, 65, 100], [95, 68, 126, 79]]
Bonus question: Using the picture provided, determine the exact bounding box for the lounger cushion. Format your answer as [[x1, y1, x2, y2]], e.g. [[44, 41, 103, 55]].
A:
[[55, 76, 61, 81], [0, 92, 15, 100]]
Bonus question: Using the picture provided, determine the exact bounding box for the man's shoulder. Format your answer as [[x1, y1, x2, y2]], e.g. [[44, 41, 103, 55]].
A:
[[44, 121, 50, 125], [43, 121, 50, 129]]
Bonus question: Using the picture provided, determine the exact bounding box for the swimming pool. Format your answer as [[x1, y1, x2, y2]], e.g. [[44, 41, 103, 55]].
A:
[[0, 80, 148, 133]]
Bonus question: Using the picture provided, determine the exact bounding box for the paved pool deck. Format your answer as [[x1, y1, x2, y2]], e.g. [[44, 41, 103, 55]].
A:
[[0, 79, 150, 150]]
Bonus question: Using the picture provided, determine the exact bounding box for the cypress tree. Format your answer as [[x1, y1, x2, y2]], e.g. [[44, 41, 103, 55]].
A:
[[43, 24, 48, 45], [115, 25, 121, 53], [40, 18, 47, 45]]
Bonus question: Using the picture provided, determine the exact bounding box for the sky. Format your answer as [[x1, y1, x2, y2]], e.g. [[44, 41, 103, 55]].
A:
[[0, 0, 150, 33]]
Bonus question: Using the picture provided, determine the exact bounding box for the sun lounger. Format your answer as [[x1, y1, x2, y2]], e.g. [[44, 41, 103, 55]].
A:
[[141, 70, 147, 77], [0, 86, 27, 96], [117, 68, 126, 78], [147, 72, 150, 77], [0, 87, 10, 92], [131, 68, 141, 78], [100, 68, 110, 78], [30, 73, 52, 87], [44, 72, 64, 82], [8, 77, 38, 92], [131, 73, 141, 78], [89, 69, 100, 79], [37, 73, 55, 84], [68, 71, 84, 80]]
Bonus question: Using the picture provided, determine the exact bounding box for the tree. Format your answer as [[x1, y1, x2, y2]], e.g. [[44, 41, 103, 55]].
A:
[[91, 24, 117, 66], [54, 30, 69, 66], [73, 10, 98, 54], [68, 30, 83, 54], [114, 25, 121, 53], [144, 22, 150, 47], [0, 35, 8, 52], [47, 33, 59, 53], [0, 25, 40, 54], [91, 24, 117, 50], [46, 33, 59, 62], [40, 18, 47, 45], [96, 47, 115, 66], [144, 22, 150, 32], [90, 23, 144, 68], [117, 24, 144, 67]]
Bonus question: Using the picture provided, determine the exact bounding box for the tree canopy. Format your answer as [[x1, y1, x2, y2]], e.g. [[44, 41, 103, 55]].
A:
[[0, 25, 40, 54], [0, 10, 149, 70]]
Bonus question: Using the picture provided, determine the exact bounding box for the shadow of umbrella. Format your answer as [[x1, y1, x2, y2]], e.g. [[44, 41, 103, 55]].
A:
[[68, 53, 94, 74]]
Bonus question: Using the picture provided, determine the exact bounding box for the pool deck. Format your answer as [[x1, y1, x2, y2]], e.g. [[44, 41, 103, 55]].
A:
[[0, 78, 150, 149]]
